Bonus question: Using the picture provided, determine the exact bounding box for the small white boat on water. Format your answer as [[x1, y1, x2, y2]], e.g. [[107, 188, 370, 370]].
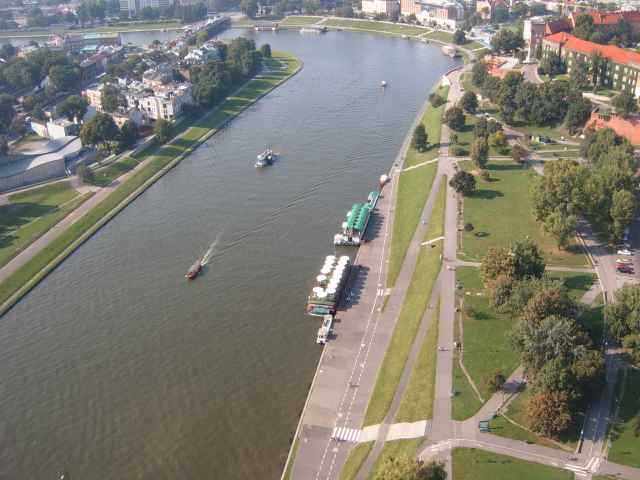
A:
[[255, 148, 277, 168], [381, 80, 387, 87]]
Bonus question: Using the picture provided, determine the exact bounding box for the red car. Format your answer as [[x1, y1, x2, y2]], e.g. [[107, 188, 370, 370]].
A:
[[617, 264, 634, 274]]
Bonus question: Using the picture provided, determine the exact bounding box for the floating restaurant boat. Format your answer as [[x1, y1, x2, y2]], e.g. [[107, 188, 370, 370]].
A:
[[255, 148, 276, 168], [316, 314, 334, 344], [185, 260, 202, 280], [306, 255, 351, 316], [334, 191, 379, 246]]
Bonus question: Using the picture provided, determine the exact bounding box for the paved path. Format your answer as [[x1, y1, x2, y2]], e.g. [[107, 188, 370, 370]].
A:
[[455, 259, 595, 273]]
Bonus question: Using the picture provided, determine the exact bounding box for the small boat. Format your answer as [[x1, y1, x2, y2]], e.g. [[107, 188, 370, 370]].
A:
[[381, 80, 387, 87], [185, 260, 202, 280], [255, 148, 276, 168]]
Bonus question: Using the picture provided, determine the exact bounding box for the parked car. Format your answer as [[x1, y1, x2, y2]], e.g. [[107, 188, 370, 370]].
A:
[[617, 264, 634, 274], [616, 257, 633, 264], [617, 248, 633, 256]]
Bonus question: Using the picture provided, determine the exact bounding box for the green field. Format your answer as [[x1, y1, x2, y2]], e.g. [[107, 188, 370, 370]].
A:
[[423, 30, 453, 43], [387, 85, 448, 287], [282, 15, 322, 25], [369, 439, 424, 478], [608, 368, 640, 468], [364, 178, 445, 426], [452, 448, 573, 480], [0, 52, 301, 314], [459, 161, 589, 267], [323, 19, 426, 36], [452, 358, 483, 420], [0, 182, 91, 269], [339, 442, 374, 480], [89, 156, 141, 187]]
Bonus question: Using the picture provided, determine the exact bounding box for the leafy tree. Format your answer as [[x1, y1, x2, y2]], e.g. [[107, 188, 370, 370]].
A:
[[520, 286, 575, 327], [260, 43, 272, 58], [532, 159, 586, 222], [374, 455, 446, 480], [453, 29, 466, 45], [590, 52, 606, 90], [512, 239, 545, 280], [0, 135, 7, 156], [481, 247, 515, 288], [470, 137, 488, 169], [58, 95, 88, 121], [605, 284, 640, 340], [0, 43, 16, 60], [154, 119, 171, 144], [80, 112, 119, 152], [490, 29, 524, 53], [48, 64, 80, 93], [412, 124, 427, 152], [511, 144, 527, 163], [444, 106, 465, 131], [612, 91, 639, 119], [0, 94, 15, 133], [527, 391, 572, 437], [544, 211, 577, 249], [610, 189, 635, 242], [486, 370, 506, 393], [471, 61, 488, 87], [459, 91, 478, 114], [622, 334, 640, 365], [101, 84, 124, 113], [564, 96, 593, 133], [539, 51, 566, 77], [449, 171, 476, 196], [573, 14, 595, 41], [569, 58, 591, 90], [570, 349, 606, 400], [119, 120, 138, 150], [429, 93, 446, 108], [76, 164, 94, 184], [490, 130, 507, 153]]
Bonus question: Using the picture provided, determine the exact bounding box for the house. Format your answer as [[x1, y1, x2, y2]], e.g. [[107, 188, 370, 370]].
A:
[[361, 0, 400, 17], [417, 0, 464, 29], [125, 82, 193, 121], [83, 84, 105, 111], [400, 0, 421, 16], [30, 118, 79, 139], [585, 112, 640, 144], [111, 108, 148, 128], [542, 32, 640, 97]]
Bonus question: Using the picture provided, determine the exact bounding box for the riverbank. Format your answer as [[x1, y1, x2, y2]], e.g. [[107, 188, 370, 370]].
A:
[[0, 20, 184, 39], [0, 51, 301, 317]]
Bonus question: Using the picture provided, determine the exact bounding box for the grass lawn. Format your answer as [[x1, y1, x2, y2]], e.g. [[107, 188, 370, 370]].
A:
[[459, 161, 589, 267], [282, 15, 322, 25], [369, 439, 424, 478], [452, 115, 511, 157], [608, 368, 640, 468], [364, 178, 446, 426], [394, 181, 446, 423], [0, 52, 301, 313], [323, 18, 427, 36], [0, 182, 91, 269], [424, 30, 453, 43], [89, 156, 141, 187], [452, 356, 483, 420], [387, 85, 448, 287], [339, 442, 374, 480], [489, 387, 578, 451], [452, 448, 573, 480]]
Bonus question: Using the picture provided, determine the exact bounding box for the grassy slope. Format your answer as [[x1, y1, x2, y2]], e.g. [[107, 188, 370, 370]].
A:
[[459, 161, 589, 267], [0, 182, 91, 268], [608, 368, 640, 468], [368, 439, 424, 478], [323, 18, 426, 36], [89, 156, 141, 187], [394, 179, 447, 422], [363, 178, 446, 426], [339, 442, 374, 480], [452, 448, 573, 480], [0, 52, 301, 312], [281, 16, 322, 25], [387, 85, 448, 287]]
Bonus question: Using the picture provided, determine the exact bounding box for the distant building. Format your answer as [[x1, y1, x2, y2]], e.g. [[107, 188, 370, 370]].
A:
[[417, 1, 464, 28], [523, 17, 546, 61], [476, 0, 506, 21], [111, 109, 148, 128], [125, 83, 193, 121], [400, 0, 422, 16], [30, 118, 79, 139], [48, 33, 120, 52], [570, 10, 640, 34], [361, 0, 400, 17], [542, 32, 640, 97], [120, 0, 174, 16], [83, 84, 105, 112]]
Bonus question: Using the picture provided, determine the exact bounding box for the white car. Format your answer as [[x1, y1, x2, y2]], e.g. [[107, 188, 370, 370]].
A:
[[617, 248, 633, 256]]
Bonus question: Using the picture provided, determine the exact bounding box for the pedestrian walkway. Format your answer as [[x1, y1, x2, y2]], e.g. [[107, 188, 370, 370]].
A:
[[332, 427, 362, 443]]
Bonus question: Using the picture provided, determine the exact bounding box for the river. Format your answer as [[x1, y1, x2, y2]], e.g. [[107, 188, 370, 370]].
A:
[[0, 30, 457, 479]]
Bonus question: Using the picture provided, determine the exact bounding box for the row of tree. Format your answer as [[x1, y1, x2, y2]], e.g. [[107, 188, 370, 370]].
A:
[[532, 128, 637, 246], [573, 13, 640, 48], [479, 240, 605, 438]]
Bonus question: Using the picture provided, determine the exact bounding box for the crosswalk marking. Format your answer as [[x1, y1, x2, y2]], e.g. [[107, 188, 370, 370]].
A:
[[331, 427, 361, 442]]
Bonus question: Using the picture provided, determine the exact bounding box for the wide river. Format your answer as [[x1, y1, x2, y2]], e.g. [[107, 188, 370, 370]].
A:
[[1, 30, 456, 479]]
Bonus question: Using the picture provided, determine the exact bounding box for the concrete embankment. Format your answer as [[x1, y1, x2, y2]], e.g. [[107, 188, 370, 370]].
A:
[[0, 54, 303, 317]]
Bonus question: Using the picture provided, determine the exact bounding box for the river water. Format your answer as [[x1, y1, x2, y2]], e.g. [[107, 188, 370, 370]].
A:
[[0, 30, 456, 479]]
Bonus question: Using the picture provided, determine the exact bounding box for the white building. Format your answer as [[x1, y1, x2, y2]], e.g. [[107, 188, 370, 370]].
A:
[[416, 0, 464, 29], [30, 118, 79, 140], [126, 83, 193, 121], [361, 0, 400, 17]]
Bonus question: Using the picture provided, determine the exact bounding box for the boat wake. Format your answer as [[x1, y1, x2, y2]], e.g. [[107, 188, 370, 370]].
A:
[[201, 231, 223, 266]]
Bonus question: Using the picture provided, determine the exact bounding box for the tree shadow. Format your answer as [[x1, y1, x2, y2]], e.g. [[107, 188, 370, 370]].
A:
[[469, 189, 504, 200], [0, 202, 58, 249], [488, 163, 525, 171]]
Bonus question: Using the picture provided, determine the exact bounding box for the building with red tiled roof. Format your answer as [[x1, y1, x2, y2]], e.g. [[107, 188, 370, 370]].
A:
[[542, 32, 640, 97], [585, 112, 640, 145], [544, 16, 572, 35], [570, 10, 640, 33]]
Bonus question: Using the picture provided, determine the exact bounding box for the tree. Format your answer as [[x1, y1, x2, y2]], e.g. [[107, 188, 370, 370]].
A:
[[564, 96, 593, 133], [471, 61, 488, 87], [527, 391, 572, 437], [470, 137, 488, 169], [119, 120, 138, 150], [605, 284, 640, 340], [612, 91, 639, 119], [374, 455, 446, 480], [260, 43, 272, 58], [490, 130, 507, 153], [48, 64, 80, 93], [444, 106, 465, 131], [481, 247, 515, 288], [520, 287, 575, 327], [76, 164, 94, 184], [453, 29, 466, 45], [58, 95, 88, 121], [0, 135, 7, 156], [240, 0, 258, 18], [459, 91, 478, 114], [80, 112, 119, 152], [544, 211, 577, 249], [412, 124, 427, 152], [429, 93, 446, 107], [449, 171, 476, 196], [101, 84, 124, 113], [531, 159, 586, 222], [569, 58, 591, 90], [154, 119, 171, 144], [490, 29, 524, 53], [610, 189, 635, 243], [590, 51, 606, 90], [573, 14, 595, 41], [538, 51, 566, 77], [0, 94, 15, 133], [512, 239, 545, 279], [0, 43, 16, 60], [486, 370, 506, 393], [511, 144, 527, 163]]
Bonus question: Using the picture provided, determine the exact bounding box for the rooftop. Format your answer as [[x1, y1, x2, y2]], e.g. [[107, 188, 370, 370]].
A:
[[544, 31, 640, 67]]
